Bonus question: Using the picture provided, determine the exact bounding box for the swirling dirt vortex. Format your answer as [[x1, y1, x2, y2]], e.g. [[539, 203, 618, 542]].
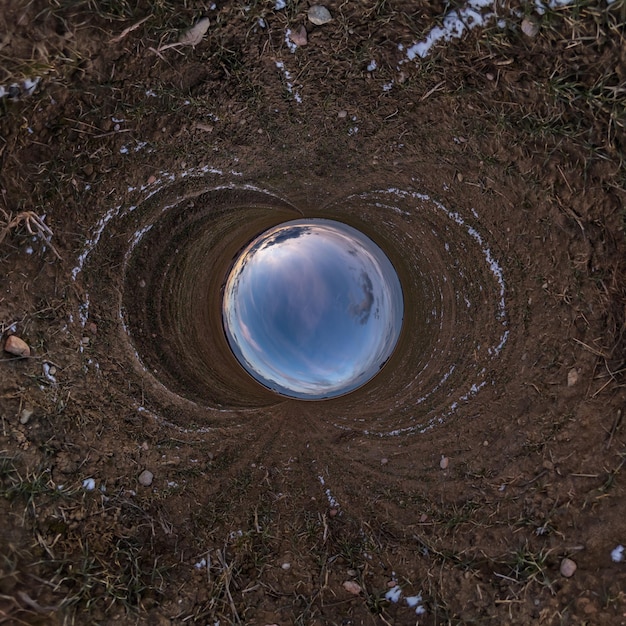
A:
[[2, 2, 625, 623], [76, 171, 510, 440]]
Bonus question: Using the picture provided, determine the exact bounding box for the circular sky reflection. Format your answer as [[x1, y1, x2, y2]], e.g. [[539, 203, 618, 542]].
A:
[[222, 219, 404, 399]]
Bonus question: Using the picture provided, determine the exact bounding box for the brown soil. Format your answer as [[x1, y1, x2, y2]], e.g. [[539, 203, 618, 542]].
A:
[[1, 1, 625, 624]]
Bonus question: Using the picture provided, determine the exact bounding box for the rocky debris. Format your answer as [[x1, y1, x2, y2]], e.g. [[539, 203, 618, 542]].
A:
[[281, 562, 291, 571], [138, 469, 154, 486], [308, 5, 332, 25], [521, 17, 539, 37], [560, 557, 577, 577], [342, 580, 362, 595], [439, 455, 449, 470], [4, 335, 30, 357], [567, 368, 579, 387], [289, 26, 308, 47], [20, 406, 34, 424]]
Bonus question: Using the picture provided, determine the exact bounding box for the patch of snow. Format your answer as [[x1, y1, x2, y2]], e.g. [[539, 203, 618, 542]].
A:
[[385, 585, 402, 603], [318, 475, 340, 509], [23, 77, 41, 95], [275, 61, 302, 103], [285, 29, 298, 53], [406, 593, 426, 614], [82, 478, 96, 491], [367, 59, 377, 72], [403, 0, 580, 61], [611, 545, 624, 563], [42, 362, 57, 383]]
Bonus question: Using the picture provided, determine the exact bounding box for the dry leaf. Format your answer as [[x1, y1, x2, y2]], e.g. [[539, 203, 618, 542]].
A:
[[178, 17, 210, 47]]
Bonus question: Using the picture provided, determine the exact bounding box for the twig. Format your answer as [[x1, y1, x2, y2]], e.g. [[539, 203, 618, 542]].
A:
[[109, 15, 151, 43], [572, 337, 608, 358], [606, 409, 623, 450], [0, 211, 62, 260], [420, 80, 446, 101]]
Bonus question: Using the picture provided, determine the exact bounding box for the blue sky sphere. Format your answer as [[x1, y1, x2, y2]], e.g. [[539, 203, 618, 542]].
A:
[[222, 219, 404, 399]]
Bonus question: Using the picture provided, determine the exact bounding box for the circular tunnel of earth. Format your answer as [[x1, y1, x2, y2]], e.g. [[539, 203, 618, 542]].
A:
[[84, 174, 509, 436]]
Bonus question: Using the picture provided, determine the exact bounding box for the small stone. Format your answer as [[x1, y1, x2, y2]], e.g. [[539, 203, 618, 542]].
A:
[[380, 457, 388, 465], [20, 406, 34, 424], [4, 335, 30, 357], [281, 562, 291, 570], [521, 17, 540, 37], [342, 580, 362, 595], [140, 441, 149, 451], [308, 5, 332, 25], [138, 470, 153, 486], [87, 322, 98, 335], [560, 557, 577, 578], [419, 513, 428, 523], [440, 455, 449, 470], [329, 508, 338, 517], [486, 72, 495, 81], [289, 25, 308, 46], [567, 368, 579, 387], [337, 110, 348, 119]]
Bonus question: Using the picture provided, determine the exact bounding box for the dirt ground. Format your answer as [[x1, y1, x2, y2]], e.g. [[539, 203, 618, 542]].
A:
[[1, 0, 625, 624]]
